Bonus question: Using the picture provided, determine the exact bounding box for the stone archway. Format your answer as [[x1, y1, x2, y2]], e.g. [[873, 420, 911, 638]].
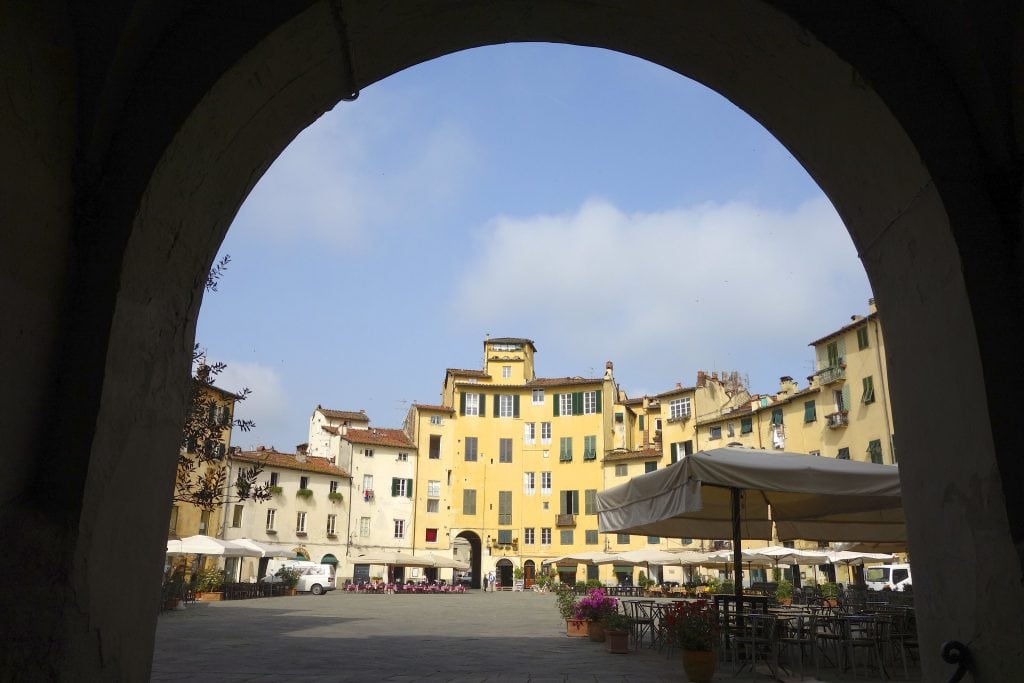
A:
[[456, 531, 482, 589], [3, 3, 1023, 679]]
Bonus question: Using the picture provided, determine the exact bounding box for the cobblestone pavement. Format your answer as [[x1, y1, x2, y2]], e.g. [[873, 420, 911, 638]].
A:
[[152, 591, 898, 682]]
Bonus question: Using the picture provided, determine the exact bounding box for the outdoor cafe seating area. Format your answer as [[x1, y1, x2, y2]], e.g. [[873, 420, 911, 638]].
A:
[[342, 580, 467, 594]]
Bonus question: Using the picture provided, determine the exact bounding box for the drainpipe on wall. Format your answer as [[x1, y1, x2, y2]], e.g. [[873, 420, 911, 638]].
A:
[[872, 318, 895, 463]]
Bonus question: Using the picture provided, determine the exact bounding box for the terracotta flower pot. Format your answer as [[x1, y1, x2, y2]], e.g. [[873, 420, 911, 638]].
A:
[[565, 618, 588, 637], [681, 649, 716, 683], [587, 620, 606, 642], [605, 629, 629, 654]]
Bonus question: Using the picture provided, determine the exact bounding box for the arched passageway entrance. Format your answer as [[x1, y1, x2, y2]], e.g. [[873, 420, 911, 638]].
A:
[[523, 560, 536, 589], [3, 3, 1023, 680], [456, 531, 482, 589], [495, 558, 514, 591]]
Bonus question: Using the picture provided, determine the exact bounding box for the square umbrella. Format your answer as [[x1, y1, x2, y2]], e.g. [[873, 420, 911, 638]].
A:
[[596, 447, 903, 598]]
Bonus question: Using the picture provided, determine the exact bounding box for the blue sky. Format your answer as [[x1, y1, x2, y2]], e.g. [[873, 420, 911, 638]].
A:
[[197, 43, 872, 452]]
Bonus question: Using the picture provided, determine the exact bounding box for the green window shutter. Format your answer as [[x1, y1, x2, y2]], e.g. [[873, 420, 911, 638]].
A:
[[842, 383, 852, 411], [804, 401, 816, 422], [459, 392, 466, 416], [406, 478, 413, 498], [553, 393, 560, 417], [741, 417, 752, 434], [479, 394, 486, 416], [595, 390, 602, 413], [391, 478, 399, 497], [863, 376, 875, 403], [639, 415, 645, 431], [670, 442, 678, 464], [560, 490, 568, 515], [572, 490, 579, 515], [572, 392, 583, 415], [645, 461, 657, 473], [771, 408, 783, 425], [513, 394, 520, 418], [464, 489, 476, 515], [493, 395, 499, 417], [584, 489, 596, 515]]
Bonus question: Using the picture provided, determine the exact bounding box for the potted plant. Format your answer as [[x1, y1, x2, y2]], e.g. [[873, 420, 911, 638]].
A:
[[821, 582, 840, 607], [638, 570, 650, 596], [276, 567, 301, 596], [575, 588, 618, 642], [195, 569, 225, 601], [662, 600, 720, 683], [268, 484, 283, 495], [556, 587, 587, 637], [296, 487, 313, 499], [603, 611, 632, 654], [774, 579, 794, 606], [328, 491, 343, 502]]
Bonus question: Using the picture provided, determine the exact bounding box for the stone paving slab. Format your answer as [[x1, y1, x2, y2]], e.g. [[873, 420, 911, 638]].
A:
[[152, 591, 900, 681]]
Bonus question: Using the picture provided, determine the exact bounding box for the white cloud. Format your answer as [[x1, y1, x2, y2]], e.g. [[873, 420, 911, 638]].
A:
[[452, 196, 872, 393], [215, 362, 291, 451]]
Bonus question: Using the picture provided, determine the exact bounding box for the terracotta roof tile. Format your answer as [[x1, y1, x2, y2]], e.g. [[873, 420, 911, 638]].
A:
[[232, 449, 350, 477], [321, 425, 339, 435], [526, 376, 603, 387], [342, 428, 415, 449], [655, 385, 697, 398], [603, 448, 663, 463], [485, 337, 537, 350], [808, 312, 879, 347], [447, 368, 491, 378], [695, 387, 820, 425], [413, 403, 455, 413], [317, 407, 370, 422]]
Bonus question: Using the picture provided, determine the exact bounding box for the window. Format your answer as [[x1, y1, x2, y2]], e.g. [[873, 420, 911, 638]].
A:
[[670, 441, 694, 464], [771, 408, 784, 425], [327, 514, 337, 536], [425, 528, 438, 543], [265, 508, 276, 531], [524, 471, 536, 495], [616, 533, 630, 544], [638, 414, 644, 431], [669, 397, 691, 419], [463, 392, 481, 416], [645, 461, 657, 473], [393, 519, 405, 539], [498, 491, 512, 525], [502, 365, 511, 379], [498, 529, 513, 544], [231, 504, 243, 528], [584, 489, 597, 515], [560, 530, 574, 545], [810, 449, 821, 457], [541, 472, 552, 495], [559, 436, 573, 462], [540, 422, 552, 444], [300, 476, 309, 489], [296, 511, 306, 533], [614, 463, 628, 477], [647, 535, 660, 544], [524, 422, 536, 444], [583, 434, 597, 460], [804, 400, 817, 422], [363, 448, 374, 458], [826, 340, 841, 367], [427, 480, 440, 497], [655, 418, 663, 431], [168, 505, 178, 533], [857, 326, 870, 350], [329, 480, 339, 493], [585, 530, 599, 545], [397, 452, 409, 461], [430, 415, 442, 425], [837, 447, 850, 460], [499, 438, 513, 463], [362, 474, 373, 492], [727, 422, 735, 437], [532, 389, 544, 405], [583, 391, 598, 414], [740, 417, 752, 434], [614, 411, 623, 423], [867, 438, 883, 464], [359, 517, 370, 537], [463, 489, 477, 515], [559, 393, 573, 415], [391, 477, 413, 498], [269, 472, 279, 486], [464, 436, 478, 461], [429, 434, 441, 459], [524, 527, 535, 545], [199, 510, 211, 534], [709, 426, 722, 440], [560, 490, 580, 515], [862, 376, 875, 404], [426, 499, 439, 513], [498, 394, 518, 417], [541, 528, 552, 545]]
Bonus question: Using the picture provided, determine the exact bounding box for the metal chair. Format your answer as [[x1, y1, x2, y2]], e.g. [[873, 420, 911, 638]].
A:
[[733, 613, 782, 677]]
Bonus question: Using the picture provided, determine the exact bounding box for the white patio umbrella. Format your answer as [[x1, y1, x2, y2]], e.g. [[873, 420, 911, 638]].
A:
[[355, 551, 436, 567], [421, 553, 470, 570], [597, 447, 903, 598], [826, 549, 895, 566], [166, 535, 262, 557], [544, 550, 620, 565], [230, 538, 297, 558]]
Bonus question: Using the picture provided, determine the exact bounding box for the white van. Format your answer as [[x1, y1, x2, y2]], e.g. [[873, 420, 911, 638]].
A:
[[263, 560, 336, 595], [865, 563, 912, 591]]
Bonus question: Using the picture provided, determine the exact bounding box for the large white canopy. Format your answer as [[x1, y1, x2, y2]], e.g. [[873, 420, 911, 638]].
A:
[[420, 553, 470, 570], [230, 538, 296, 558], [166, 535, 262, 557], [354, 551, 436, 567], [544, 551, 620, 565], [597, 447, 904, 543], [826, 549, 896, 566], [614, 549, 687, 565]]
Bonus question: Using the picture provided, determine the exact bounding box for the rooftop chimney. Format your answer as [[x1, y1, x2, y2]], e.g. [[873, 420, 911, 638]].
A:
[[697, 371, 707, 388], [675, 382, 682, 389], [868, 297, 877, 313]]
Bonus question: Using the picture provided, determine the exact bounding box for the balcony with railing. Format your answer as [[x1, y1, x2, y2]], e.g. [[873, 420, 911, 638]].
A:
[[826, 411, 849, 429], [556, 514, 576, 527], [817, 365, 846, 385]]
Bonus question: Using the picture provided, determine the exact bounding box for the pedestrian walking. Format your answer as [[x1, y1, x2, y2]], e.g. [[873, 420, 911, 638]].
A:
[[482, 573, 488, 591], [487, 570, 496, 592]]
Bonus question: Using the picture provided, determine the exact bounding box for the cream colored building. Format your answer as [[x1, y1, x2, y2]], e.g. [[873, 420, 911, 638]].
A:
[[224, 447, 350, 580]]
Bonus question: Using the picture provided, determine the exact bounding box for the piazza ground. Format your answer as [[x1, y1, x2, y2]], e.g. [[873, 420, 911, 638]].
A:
[[151, 591, 904, 681]]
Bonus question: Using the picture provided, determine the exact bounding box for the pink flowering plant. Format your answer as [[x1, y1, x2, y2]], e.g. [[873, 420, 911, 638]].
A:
[[574, 587, 618, 622], [662, 599, 720, 651]]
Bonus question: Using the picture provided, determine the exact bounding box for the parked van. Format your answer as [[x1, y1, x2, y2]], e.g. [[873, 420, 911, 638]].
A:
[[263, 560, 336, 595], [865, 563, 912, 591]]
